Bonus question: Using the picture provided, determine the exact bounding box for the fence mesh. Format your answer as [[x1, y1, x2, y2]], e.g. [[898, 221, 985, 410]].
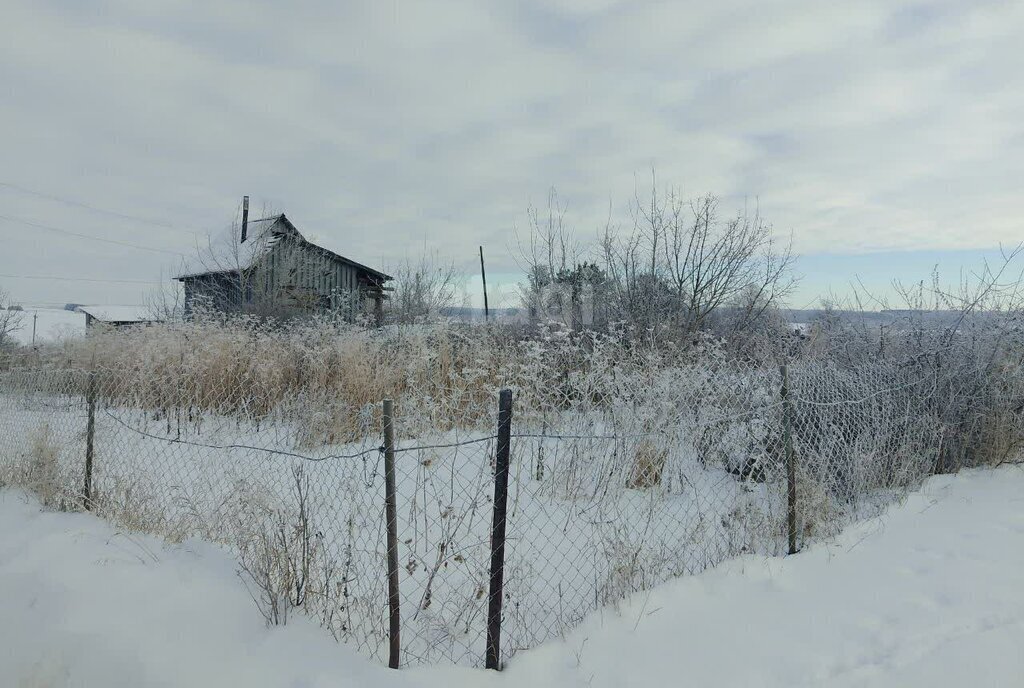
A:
[[0, 358, 950, 667]]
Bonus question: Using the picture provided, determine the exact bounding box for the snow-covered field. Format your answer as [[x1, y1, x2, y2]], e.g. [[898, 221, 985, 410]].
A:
[[5, 307, 85, 346], [1, 465, 1021, 687], [0, 386, 784, 666], [0, 354, 950, 668]]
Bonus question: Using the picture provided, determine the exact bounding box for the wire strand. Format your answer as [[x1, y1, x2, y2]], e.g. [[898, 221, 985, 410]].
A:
[[0, 214, 189, 257]]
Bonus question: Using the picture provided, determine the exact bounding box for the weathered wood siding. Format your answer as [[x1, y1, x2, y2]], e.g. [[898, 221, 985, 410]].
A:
[[249, 235, 367, 319]]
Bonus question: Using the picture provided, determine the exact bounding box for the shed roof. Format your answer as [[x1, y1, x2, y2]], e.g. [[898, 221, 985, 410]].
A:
[[76, 305, 159, 323]]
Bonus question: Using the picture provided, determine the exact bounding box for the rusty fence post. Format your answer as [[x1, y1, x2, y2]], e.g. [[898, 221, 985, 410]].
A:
[[83, 370, 97, 510], [781, 364, 797, 555], [485, 388, 513, 670], [383, 399, 401, 669]]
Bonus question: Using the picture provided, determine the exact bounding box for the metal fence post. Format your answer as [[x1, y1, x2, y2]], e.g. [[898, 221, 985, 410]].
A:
[[382, 399, 401, 669], [780, 364, 797, 555], [486, 388, 513, 670], [83, 370, 97, 511]]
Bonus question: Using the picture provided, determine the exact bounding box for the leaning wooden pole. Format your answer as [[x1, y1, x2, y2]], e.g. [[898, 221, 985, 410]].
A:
[[479, 246, 490, 322]]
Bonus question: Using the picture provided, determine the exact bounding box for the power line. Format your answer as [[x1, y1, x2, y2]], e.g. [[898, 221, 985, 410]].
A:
[[0, 181, 201, 234], [0, 272, 162, 282], [0, 214, 189, 257]]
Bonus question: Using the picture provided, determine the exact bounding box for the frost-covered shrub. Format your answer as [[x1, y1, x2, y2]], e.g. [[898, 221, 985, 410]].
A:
[[0, 422, 77, 510], [23, 423, 64, 507], [235, 466, 338, 628]]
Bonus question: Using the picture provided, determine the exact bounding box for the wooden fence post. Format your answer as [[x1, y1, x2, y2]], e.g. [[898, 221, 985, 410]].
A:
[[781, 365, 797, 555], [83, 370, 96, 511], [486, 388, 513, 670], [382, 399, 401, 669]]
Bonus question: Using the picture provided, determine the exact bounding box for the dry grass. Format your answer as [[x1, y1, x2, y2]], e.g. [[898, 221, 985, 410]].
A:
[[1, 423, 74, 510], [55, 319, 518, 440], [795, 466, 843, 539], [626, 439, 668, 489], [17, 314, 1024, 481], [234, 466, 340, 628], [37, 319, 702, 453]]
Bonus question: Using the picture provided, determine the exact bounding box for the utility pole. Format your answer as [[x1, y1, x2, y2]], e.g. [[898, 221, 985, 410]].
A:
[[479, 246, 490, 322], [31, 311, 37, 348], [240, 195, 249, 243]]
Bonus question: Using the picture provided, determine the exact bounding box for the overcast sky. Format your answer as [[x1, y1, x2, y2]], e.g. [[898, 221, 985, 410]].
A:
[[1, 0, 1021, 310]]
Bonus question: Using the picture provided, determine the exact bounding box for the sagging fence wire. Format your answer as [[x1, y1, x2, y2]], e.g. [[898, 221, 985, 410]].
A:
[[103, 409, 386, 461], [0, 358, 987, 669]]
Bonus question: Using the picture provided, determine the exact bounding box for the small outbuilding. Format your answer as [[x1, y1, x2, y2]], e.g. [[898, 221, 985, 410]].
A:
[[174, 214, 392, 322], [76, 305, 161, 330]]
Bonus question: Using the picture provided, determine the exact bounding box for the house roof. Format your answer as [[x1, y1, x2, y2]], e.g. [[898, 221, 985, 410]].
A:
[[175, 214, 392, 282], [76, 305, 159, 323]]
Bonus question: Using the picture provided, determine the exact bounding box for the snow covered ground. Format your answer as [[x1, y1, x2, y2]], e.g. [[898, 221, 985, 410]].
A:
[[1, 465, 1022, 687], [6, 307, 85, 346], [0, 386, 787, 666]]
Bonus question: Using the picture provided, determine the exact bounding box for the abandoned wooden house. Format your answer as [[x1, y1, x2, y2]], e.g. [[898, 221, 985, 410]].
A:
[[175, 214, 392, 321]]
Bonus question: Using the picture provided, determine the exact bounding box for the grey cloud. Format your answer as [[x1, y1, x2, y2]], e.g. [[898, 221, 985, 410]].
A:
[[0, 0, 1021, 306]]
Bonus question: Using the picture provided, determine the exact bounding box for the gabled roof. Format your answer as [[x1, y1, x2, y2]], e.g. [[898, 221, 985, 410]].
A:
[[175, 214, 392, 282]]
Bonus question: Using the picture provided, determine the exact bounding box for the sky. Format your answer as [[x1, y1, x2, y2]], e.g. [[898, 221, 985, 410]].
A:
[[0, 0, 1022, 311]]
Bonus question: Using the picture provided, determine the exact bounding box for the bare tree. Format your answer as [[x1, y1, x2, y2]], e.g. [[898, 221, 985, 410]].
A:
[[799, 246, 1024, 471], [517, 173, 797, 338], [190, 201, 280, 315], [514, 189, 584, 324], [387, 251, 462, 324], [144, 269, 186, 322], [0, 286, 25, 349], [607, 175, 796, 334]]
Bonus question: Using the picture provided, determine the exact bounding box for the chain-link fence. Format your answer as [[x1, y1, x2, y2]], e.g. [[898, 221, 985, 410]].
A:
[[0, 358, 961, 668]]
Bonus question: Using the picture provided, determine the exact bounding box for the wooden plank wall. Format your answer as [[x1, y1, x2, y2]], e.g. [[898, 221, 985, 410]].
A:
[[257, 235, 365, 319]]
